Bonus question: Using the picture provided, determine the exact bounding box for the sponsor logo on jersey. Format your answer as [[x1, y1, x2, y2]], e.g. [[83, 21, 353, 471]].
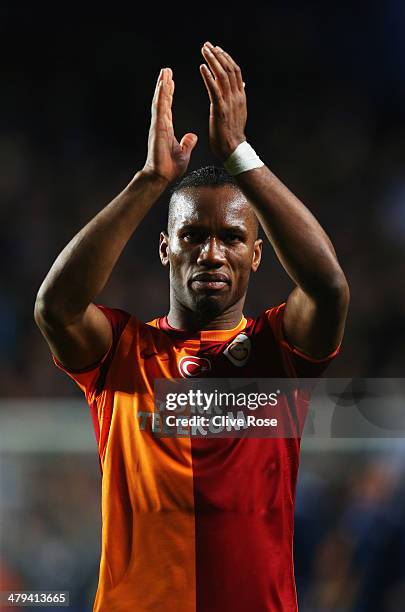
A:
[[223, 333, 251, 367], [178, 355, 211, 378]]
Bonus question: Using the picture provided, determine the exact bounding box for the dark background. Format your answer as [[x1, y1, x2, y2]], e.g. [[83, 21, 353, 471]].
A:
[[1, 3, 405, 610], [2, 2, 405, 394]]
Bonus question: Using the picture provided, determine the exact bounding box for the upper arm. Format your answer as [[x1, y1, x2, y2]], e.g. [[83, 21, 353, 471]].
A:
[[283, 282, 350, 360], [34, 301, 113, 371]]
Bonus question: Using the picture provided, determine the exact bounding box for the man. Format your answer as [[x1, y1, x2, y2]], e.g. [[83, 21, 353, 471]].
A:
[[34, 42, 349, 612]]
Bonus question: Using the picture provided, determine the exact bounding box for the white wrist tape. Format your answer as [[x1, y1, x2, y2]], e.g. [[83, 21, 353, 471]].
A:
[[223, 141, 264, 176]]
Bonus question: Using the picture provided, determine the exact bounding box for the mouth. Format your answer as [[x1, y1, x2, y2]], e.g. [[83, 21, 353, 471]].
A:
[[190, 273, 230, 292]]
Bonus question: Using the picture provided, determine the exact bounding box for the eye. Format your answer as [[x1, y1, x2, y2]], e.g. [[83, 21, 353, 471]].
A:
[[225, 232, 242, 243], [181, 230, 201, 242]]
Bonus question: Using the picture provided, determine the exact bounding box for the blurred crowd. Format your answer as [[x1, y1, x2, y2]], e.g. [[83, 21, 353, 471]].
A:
[[295, 450, 405, 611], [1, 6, 405, 396], [1, 449, 405, 612]]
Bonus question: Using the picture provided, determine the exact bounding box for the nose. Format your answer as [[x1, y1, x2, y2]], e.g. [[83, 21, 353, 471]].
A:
[[197, 236, 227, 267]]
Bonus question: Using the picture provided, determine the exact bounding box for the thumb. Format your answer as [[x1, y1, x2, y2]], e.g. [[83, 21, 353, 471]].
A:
[[180, 133, 198, 156]]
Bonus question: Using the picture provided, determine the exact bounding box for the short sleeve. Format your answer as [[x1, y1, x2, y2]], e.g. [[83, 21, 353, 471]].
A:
[[52, 304, 131, 402], [265, 302, 340, 378]]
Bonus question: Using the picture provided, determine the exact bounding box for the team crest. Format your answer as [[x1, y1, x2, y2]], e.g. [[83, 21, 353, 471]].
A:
[[178, 355, 211, 378], [223, 333, 251, 367]]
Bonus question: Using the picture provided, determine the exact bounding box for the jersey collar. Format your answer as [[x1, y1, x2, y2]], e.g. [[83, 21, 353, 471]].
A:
[[158, 314, 248, 343]]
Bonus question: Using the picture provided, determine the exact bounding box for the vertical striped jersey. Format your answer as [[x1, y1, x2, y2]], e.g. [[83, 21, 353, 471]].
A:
[[52, 303, 339, 611]]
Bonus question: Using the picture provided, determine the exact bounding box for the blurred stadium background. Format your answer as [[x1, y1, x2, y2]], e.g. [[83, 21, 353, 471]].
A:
[[1, 3, 405, 610]]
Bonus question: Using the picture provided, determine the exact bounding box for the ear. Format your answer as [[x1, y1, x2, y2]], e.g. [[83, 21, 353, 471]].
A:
[[251, 238, 263, 272], [159, 231, 170, 266]]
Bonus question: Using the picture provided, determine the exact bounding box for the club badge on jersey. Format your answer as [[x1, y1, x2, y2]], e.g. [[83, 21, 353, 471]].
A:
[[223, 333, 251, 367], [177, 333, 252, 377]]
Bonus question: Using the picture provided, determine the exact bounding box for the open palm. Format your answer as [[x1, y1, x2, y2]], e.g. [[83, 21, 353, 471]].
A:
[[143, 68, 198, 184]]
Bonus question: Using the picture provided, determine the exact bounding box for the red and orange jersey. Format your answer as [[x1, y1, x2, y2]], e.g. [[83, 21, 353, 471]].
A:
[[52, 303, 339, 612]]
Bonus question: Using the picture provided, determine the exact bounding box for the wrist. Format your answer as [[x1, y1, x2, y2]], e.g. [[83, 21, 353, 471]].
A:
[[223, 140, 264, 176], [218, 136, 246, 162], [130, 168, 171, 192]]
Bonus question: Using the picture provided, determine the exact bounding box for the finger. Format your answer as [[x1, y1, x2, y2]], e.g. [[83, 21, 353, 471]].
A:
[[161, 68, 175, 135], [219, 47, 245, 92], [180, 132, 198, 157], [167, 70, 176, 136], [154, 67, 168, 109], [160, 68, 173, 111], [158, 68, 173, 109], [152, 68, 163, 107], [211, 45, 238, 92], [151, 68, 165, 120], [166, 67, 175, 109], [152, 68, 174, 137], [201, 44, 231, 96], [154, 68, 163, 91], [199, 63, 222, 107]]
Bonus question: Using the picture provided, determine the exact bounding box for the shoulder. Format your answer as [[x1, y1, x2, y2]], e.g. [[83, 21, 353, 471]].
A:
[[95, 306, 164, 344], [94, 303, 131, 335], [51, 304, 131, 394], [249, 303, 340, 377], [243, 303, 285, 338]]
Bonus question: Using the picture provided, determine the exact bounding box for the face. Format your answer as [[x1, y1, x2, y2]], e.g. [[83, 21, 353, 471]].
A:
[[159, 186, 262, 320]]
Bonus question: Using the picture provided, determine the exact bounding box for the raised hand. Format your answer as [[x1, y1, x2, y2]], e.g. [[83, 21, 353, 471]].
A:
[[200, 42, 247, 162], [143, 68, 198, 184]]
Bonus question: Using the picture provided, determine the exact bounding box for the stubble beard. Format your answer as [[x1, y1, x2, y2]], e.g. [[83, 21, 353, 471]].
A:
[[193, 293, 224, 327], [174, 283, 227, 328]]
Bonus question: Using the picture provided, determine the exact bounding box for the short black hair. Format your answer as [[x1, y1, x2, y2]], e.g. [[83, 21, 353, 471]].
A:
[[168, 165, 250, 234], [170, 165, 238, 194]]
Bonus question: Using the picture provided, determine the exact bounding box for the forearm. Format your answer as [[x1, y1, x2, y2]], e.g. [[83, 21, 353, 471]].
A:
[[235, 165, 347, 297], [35, 170, 167, 324]]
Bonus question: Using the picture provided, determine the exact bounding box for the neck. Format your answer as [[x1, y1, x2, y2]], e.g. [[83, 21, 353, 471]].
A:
[[167, 296, 246, 331]]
